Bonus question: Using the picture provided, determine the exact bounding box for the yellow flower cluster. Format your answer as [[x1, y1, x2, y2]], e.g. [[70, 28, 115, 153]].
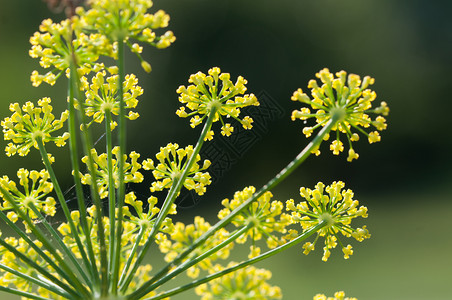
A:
[[0, 169, 56, 225], [176, 67, 259, 139], [1, 98, 69, 157], [218, 187, 292, 254], [286, 181, 370, 261], [77, 0, 176, 71], [291, 68, 389, 161], [79, 70, 143, 128], [143, 143, 212, 195], [29, 17, 111, 87], [195, 264, 282, 300], [80, 147, 144, 199], [314, 291, 357, 300], [158, 216, 232, 279]]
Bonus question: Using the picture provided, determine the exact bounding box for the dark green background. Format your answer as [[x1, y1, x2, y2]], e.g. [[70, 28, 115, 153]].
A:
[[0, 0, 451, 299]]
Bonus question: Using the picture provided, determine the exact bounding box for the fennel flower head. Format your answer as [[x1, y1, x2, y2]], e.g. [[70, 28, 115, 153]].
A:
[[291, 68, 389, 161]]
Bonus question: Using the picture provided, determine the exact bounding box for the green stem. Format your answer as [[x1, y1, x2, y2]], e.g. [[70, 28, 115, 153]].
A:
[[67, 68, 101, 290], [69, 56, 109, 295], [143, 221, 327, 300], [0, 285, 53, 300], [132, 118, 337, 297], [105, 110, 117, 283], [111, 38, 126, 294], [119, 107, 218, 292], [0, 211, 80, 298], [0, 185, 90, 297], [0, 262, 70, 298], [130, 224, 253, 299], [36, 138, 92, 286]]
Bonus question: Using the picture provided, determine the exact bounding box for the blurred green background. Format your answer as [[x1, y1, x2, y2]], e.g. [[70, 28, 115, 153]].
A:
[[0, 0, 451, 299]]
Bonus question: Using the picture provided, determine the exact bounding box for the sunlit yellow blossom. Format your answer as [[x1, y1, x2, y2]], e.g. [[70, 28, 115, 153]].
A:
[[77, 70, 143, 127], [291, 68, 389, 161], [286, 181, 370, 261], [158, 216, 232, 278], [218, 186, 291, 249], [80, 147, 144, 198], [313, 291, 357, 300], [0, 169, 56, 222], [195, 263, 282, 300], [1, 98, 69, 156], [176, 67, 259, 135], [77, 0, 175, 71], [29, 17, 111, 86], [143, 143, 211, 195]]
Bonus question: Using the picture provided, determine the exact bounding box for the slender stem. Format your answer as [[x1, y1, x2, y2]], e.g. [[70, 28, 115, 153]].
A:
[[67, 67, 101, 290], [0, 263, 70, 298], [119, 106, 218, 291], [36, 138, 92, 286], [132, 224, 252, 298], [111, 37, 126, 294], [69, 56, 109, 295], [105, 110, 117, 283], [0, 211, 80, 298], [0, 285, 53, 300], [132, 118, 337, 296], [143, 221, 327, 300], [0, 185, 90, 297]]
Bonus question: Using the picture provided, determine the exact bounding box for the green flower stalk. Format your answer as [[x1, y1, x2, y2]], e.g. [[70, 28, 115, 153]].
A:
[[0, 0, 390, 299]]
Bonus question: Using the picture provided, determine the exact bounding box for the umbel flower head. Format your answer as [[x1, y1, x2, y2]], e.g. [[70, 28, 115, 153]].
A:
[[0, 169, 56, 224], [176, 67, 259, 139], [158, 216, 232, 279], [143, 143, 212, 195], [286, 181, 370, 261], [313, 291, 357, 300], [78, 70, 143, 128], [1, 98, 69, 157], [218, 187, 292, 253], [291, 68, 389, 161], [77, 0, 176, 71], [29, 17, 111, 86], [79, 147, 144, 199], [195, 263, 282, 300]]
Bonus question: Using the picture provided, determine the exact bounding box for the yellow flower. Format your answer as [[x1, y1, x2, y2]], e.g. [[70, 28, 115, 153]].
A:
[[78, 70, 143, 127], [291, 68, 389, 161], [29, 17, 111, 86], [77, 0, 175, 71], [218, 186, 291, 249], [195, 263, 282, 300], [143, 143, 211, 195], [314, 291, 357, 300], [79, 147, 144, 199], [286, 181, 370, 261], [158, 216, 232, 278], [0, 169, 56, 222], [176, 67, 259, 135], [1, 98, 69, 156]]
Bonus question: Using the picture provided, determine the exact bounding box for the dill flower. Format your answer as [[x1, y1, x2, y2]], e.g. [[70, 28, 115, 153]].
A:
[[77, 0, 175, 71], [29, 17, 111, 86], [176, 67, 259, 137], [0, 169, 56, 224], [78, 70, 143, 128], [158, 216, 232, 279], [79, 147, 144, 198], [286, 181, 370, 261], [313, 291, 357, 300], [218, 186, 291, 252], [143, 143, 212, 195], [195, 263, 282, 300], [291, 68, 389, 161], [1, 98, 69, 157]]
